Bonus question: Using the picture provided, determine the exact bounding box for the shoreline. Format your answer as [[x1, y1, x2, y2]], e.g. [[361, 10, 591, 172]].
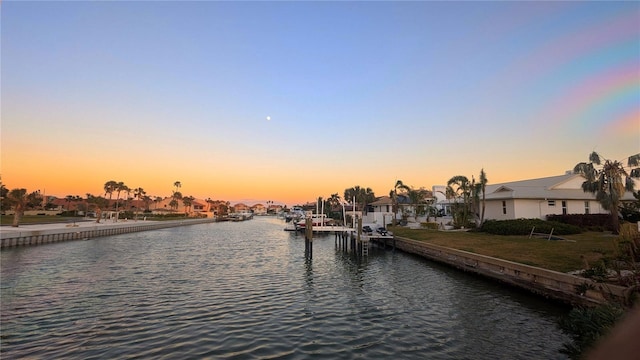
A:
[[0, 218, 216, 248]]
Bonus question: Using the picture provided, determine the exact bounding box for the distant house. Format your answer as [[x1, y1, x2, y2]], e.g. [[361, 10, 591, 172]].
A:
[[482, 173, 638, 221], [366, 195, 416, 225], [251, 203, 267, 215], [232, 203, 251, 214]]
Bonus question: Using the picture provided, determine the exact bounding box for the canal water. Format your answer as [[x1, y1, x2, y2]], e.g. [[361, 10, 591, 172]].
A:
[[1, 217, 570, 359]]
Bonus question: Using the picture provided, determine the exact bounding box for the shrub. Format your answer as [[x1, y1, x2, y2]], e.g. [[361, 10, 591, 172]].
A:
[[558, 304, 625, 360], [546, 214, 613, 232], [420, 222, 439, 230], [480, 219, 582, 236]]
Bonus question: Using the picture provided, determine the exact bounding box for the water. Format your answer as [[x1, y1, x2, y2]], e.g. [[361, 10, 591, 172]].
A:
[[1, 217, 570, 359]]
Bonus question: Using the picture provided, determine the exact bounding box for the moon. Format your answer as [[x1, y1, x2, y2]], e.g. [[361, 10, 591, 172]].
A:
[[266, 116, 271, 121]]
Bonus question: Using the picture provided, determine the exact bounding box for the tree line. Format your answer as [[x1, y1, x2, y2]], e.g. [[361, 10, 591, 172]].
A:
[[3, 152, 638, 231], [0, 179, 226, 227]]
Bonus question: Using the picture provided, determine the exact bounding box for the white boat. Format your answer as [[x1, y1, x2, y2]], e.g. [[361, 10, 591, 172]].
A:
[[227, 212, 254, 221], [295, 214, 334, 229], [284, 206, 305, 223]]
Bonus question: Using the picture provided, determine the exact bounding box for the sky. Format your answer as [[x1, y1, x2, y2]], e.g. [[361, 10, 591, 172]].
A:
[[2, 1, 639, 206]]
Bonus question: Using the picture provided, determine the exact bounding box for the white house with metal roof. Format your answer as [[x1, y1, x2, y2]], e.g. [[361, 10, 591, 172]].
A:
[[482, 173, 638, 221]]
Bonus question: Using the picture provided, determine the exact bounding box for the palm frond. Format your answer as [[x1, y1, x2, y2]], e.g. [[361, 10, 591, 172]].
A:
[[589, 151, 601, 165]]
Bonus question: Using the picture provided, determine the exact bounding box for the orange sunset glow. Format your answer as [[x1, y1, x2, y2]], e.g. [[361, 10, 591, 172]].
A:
[[2, 2, 638, 206]]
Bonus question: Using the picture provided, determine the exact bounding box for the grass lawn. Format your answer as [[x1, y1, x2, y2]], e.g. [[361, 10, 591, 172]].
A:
[[389, 226, 618, 273]]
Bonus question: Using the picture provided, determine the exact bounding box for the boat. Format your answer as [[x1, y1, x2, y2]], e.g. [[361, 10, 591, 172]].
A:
[[284, 206, 305, 223], [295, 214, 334, 229], [227, 211, 254, 221]]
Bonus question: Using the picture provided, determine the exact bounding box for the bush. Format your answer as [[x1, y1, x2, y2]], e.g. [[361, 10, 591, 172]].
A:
[[420, 222, 439, 230], [546, 214, 613, 232], [480, 219, 582, 236], [558, 304, 625, 359]]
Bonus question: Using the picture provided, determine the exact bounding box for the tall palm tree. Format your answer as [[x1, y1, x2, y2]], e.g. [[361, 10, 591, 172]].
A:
[[133, 187, 145, 220], [574, 152, 640, 234], [172, 191, 182, 210], [114, 181, 128, 221], [7, 188, 28, 227], [172, 181, 182, 211], [104, 180, 118, 213], [390, 180, 410, 225], [479, 169, 488, 225]]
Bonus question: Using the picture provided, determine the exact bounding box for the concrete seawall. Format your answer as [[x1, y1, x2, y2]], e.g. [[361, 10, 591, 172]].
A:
[[390, 236, 628, 306], [0, 219, 216, 249]]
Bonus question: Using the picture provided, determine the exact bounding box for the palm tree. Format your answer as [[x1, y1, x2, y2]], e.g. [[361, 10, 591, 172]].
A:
[[114, 182, 128, 221], [344, 186, 376, 217], [0, 182, 9, 212], [154, 196, 163, 209], [390, 180, 410, 225], [478, 169, 488, 225], [169, 199, 178, 211], [26, 191, 44, 211], [87, 194, 109, 223], [65, 195, 74, 214], [133, 187, 145, 220], [182, 195, 194, 216], [447, 175, 472, 228], [104, 180, 118, 213], [406, 187, 430, 222], [172, 181, 182, 212], [142, 195, 152, 212], [326, 193, 342, 220], [7, 188, 28, 227], [574, 152, 640, 234], [172, 191, 182, 210], [125, 186, 133, 211]]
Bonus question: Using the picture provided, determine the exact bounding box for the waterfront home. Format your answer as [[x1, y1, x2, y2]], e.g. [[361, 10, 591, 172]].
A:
[[251, 203, 267, 215], [367, 195, 413, 225], [482, 173, 638, 221], [231, 203, 251, 214]]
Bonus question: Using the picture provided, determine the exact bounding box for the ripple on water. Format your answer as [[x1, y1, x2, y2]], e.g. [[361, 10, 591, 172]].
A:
[[1, 218, 570, 359]]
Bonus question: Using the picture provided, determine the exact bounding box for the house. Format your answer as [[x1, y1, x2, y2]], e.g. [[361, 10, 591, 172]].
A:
[[482, 173, 638, 221], [366, 194, 421, 225], [231, 203, 251, 214], [251, 203, 267, 215]]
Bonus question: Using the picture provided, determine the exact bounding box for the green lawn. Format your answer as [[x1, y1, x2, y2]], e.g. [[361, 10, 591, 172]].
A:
[[389, 227, 618, 273]]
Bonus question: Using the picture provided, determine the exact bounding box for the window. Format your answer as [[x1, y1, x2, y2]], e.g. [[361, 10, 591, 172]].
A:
[[548, 200, 556, 207], [502, 201, 507, 215], [562, 201, 567, 215], [585, 201, 590, 214]]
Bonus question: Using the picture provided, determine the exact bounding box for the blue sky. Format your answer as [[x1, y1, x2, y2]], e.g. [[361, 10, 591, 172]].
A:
[[2, 1, 639, 205]]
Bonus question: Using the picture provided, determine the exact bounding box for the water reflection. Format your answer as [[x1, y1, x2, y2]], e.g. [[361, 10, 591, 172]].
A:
[[1, 217, 569, 359]]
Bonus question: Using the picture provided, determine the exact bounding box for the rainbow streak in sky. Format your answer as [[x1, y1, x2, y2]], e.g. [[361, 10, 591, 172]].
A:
[[506, 8, 640, 139], [542, 60, 639, 137]]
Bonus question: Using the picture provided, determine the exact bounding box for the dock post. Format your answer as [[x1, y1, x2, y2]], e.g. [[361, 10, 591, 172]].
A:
[[305, 217, 313, 258]]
